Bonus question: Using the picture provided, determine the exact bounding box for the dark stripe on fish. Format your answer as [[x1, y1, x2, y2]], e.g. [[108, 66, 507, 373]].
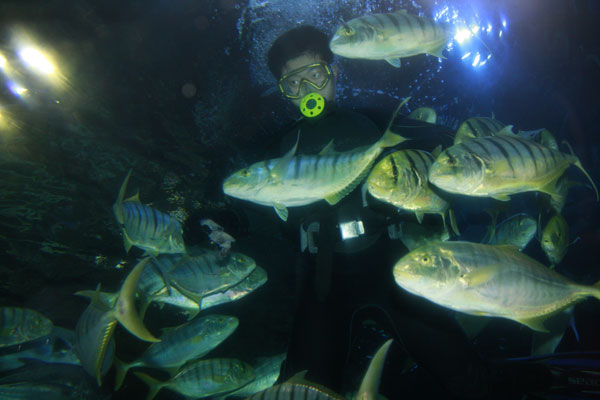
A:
[[486, 138, 515, 176], [373, 14, 386, 28], [293, 157, 301, 180], [389, 154, 399, 185], [511, 135, 539, 174], [496, 135, 526, 168], [386, 13, 401, 30], [467, 139, 493, 159]]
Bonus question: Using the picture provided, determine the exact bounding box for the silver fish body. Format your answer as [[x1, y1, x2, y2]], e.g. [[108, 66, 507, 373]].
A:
[[487, 213, 537, 250], [393, 241, 600, 331], [541, 214, 570, 267], [454, 117, 506, 145]]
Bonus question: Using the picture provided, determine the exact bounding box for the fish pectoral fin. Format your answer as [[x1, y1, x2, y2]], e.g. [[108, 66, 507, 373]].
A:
[[461, 266, 498, 287], [356, 339, 393, 400], [273, 202, 289, 221], [123, 231, 134, 253], [491, 194, 511, 201], [516, 315, 550, 332], [385, 58, 402, 68], [124, 192, 141, 203], [415, 212, 424, 224]]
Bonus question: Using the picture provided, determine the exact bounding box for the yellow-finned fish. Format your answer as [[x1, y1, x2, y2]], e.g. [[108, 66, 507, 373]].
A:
[[329, 10, 452, 68], [453, 117, 507, 145], [428, 134, 599, 203], [223, 103, 408, 221], [407, 107, 437, 124], [393, 241, 600, 332], [113, 169, 186, 256], [541, 214, 570, 268], [366, 148, 459, 235], [74, 258, 159, 386], [518, 128, 559, 151]]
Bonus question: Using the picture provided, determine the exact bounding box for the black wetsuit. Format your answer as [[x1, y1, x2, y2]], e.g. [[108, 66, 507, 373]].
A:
[[265, 105, 496, 399]]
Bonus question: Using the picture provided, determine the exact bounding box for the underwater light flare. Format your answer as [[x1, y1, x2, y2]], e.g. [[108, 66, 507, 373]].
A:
[[19, 47, 55, 75], [0, 54, 6, 69], [455, 28, 473, 44], [461, 52, 472, 60], [472, 52, 481, 67], [8, 82, 27, 97]]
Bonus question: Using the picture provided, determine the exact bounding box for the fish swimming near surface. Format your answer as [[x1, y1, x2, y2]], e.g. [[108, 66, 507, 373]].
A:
[[407, 107, 437, 124], [485, 213, 537, 251], [113, 169, 186, 256], [453, 117, 507, 145], [541, 214, 570, 268], [0, 307, 53, 348], [114, 314, 239, 390], [428, 133, 599, 204], [393, 241, 600, 332], [223, 107, 406, 221], [330, 10, 452, 68], [74, 258, 160, 386], [245, 339, 393, 399], [135, 358, 255, 400], [366, 148, 459, 235]]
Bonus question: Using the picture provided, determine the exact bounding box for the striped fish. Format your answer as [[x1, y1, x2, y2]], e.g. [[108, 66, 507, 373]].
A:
[[518, 128, 559, 151], [246, 339, 393, 400], [407, 107, 437, 124], [393, 241, 600, 331], [217, 353, 285, 399], [135, 358, 254, 400], [366, 149, 458, 234], [428, 134, 599, 203], [329, 10, 452, 67], [0, 307, 53, 348], [223, 126, 405, 221], [164, 250, 257, 305], [114, 314, 238, 390], [74, 258, 159, 386], [113, 169, 186, 256], [454, 117, 507, 145], [541, 214, 570, 268]]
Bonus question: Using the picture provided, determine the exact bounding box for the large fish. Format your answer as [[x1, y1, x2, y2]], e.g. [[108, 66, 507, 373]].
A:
[[393, 241, 600, 331], [114, 314, 239, 390], [216, 353, 286, 399], [453, 117, 507, 145], [223, 125, 405, 221], [541, 214, 570, 268], [113, 169, 186, 256], [428, 134, 599, 203], [366, 148, 458, 235], [135, 358, 254, 400], [0, 307, 53, 348], [74, 258, 159, 386], [330, 11, 452, 68], [245, 339, 393, 399]]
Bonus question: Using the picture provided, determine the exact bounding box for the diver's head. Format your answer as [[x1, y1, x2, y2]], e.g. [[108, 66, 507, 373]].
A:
[[267, 26, 338, 109]]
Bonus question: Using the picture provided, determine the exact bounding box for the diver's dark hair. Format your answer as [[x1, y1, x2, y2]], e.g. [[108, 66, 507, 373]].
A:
[[267, 26, 333, 80]]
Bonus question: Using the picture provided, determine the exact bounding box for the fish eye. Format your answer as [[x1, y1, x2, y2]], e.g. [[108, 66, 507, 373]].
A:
[[241, 169, 250, 177], [447, 157, 456, 166], [422, 256, 429, 263]]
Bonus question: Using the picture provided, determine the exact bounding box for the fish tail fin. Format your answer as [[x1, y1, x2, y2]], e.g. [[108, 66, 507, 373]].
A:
[[113, 168, 133, 223], [563, 141, 599, 200], [355, 339, 393, 400], [591, 280, 600, 301], [133, 372, 166, 400], [114, 257, 160, 343], [114, 357, 133, 391]]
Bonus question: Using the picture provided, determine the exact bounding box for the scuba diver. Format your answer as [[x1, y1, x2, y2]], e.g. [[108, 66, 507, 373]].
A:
[[220, 24, 600, 400]]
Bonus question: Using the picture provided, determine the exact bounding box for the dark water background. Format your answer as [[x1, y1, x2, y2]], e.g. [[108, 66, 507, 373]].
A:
[[0, 0, 599, 399]]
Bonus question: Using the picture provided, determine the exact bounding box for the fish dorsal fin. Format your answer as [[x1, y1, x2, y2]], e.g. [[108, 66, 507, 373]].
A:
[[497, 125, 517, 137], [124, 192, 141, 203], [113, 169, 133, 223], [114, 258, 160, 343], [431, 144, 442, 159], [287, 370, 308, 384], [319, 139, 336, 156], [394, 9, 408, 14], [385, 58, 402, 68], [272, 131, 299, 181], [355, 339, 393, 400], [384, 97, 411, 136]]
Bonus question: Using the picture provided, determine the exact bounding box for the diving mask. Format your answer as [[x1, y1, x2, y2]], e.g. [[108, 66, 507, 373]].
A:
[[278, 63, 332, 99]]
